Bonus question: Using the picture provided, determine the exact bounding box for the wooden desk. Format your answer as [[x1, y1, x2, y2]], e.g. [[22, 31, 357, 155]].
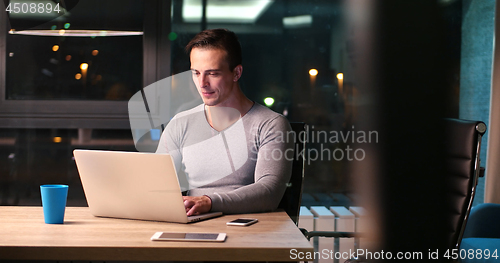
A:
[[0, 207, 313, 261]]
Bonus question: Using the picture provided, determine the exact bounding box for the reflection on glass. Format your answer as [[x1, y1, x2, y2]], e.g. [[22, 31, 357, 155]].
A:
[[5, 0, 144, 101]]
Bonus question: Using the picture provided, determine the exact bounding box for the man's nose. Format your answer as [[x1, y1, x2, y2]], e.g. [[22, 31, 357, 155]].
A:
[[199, 75, 208, 88]]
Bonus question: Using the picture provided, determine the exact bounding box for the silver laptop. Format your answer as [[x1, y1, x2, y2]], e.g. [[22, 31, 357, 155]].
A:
[[73, 149, 222, 223]]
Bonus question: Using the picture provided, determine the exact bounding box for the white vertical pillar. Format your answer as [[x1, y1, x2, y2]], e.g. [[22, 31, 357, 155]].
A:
[[486, 0, 500, 204], [299, 206, 315, 246], [330, 206, 355, 263], [310, 206, 335, 263], [349, 206, 368, 250]]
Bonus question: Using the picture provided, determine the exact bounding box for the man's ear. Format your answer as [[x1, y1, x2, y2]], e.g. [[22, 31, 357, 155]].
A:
[[233, 65, 243, 82]]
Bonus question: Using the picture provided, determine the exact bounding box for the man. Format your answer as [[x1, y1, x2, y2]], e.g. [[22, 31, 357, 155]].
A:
[[156, 28, 293, 216]]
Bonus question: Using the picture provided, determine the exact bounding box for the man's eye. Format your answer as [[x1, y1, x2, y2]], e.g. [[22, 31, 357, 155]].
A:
[[208, 72, 219, 76]]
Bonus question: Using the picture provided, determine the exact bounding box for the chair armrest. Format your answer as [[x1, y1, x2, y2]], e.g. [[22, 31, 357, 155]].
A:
[[463, 203, 500, 238], [479, 167, 485, 177]]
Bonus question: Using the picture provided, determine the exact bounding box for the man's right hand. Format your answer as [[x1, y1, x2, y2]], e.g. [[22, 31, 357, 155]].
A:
[[183, 195, 212, 216]]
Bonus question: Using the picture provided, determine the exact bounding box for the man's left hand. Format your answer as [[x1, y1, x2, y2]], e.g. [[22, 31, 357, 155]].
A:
[[183, 195, 212, 216]]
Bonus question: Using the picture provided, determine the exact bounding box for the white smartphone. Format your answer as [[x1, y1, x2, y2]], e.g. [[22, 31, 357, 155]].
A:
[[151, 232, 226, 242], [226, 218, 258, 226]]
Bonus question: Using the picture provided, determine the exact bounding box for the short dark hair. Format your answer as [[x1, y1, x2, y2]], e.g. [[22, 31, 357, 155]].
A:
[[185, 28, 242, 71]]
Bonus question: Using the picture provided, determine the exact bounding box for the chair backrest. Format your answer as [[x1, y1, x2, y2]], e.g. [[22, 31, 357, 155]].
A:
[[277, 122, 307, 225], [444, 118, 486, 250]]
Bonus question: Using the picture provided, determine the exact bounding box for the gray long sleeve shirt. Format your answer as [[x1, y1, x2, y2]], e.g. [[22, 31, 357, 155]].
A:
[[156, 103, 293, 214]]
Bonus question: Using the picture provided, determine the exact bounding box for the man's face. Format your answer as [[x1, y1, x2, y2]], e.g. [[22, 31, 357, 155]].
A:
[[190, 47, 239, 107]]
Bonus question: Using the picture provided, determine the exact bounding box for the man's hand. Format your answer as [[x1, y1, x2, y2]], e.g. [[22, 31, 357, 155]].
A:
[[183, 195, 212, 216]]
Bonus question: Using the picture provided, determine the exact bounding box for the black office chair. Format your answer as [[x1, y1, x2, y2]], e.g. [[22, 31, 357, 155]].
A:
[[299, 118, 487, 263], [444, 118, 486, 251], [277, 122, 307, 225]]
